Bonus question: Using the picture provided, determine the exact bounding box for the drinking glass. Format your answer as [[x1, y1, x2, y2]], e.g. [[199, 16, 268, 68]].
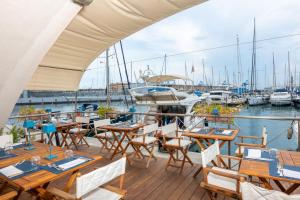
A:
[[269, 148, 277, 160], [64, 149, 74, 160], [31, 156, 41, 170], [4, 142, 13, 154], [277, 161, 283, 176]]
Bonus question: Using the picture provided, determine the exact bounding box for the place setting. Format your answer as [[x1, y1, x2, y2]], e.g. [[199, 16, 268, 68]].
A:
[[0, 155, 41, 179], [42, 150, 93, 174]]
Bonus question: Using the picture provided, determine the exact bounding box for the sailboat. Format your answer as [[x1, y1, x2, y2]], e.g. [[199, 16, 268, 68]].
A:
[[247, 19, 269, 106], [270, 52, 292, 106]]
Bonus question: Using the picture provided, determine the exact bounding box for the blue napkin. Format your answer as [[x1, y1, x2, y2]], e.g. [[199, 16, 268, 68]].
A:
[[2, 160, 42, 180], [0, 151, 16, 160]]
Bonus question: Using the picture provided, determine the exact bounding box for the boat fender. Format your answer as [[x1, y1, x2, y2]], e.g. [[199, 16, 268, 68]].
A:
[[287, 127, 293, 140]]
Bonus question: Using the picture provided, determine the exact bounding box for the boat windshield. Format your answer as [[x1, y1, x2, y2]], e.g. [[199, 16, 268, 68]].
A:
[[210, 92, 223, 96], [131, 87, 171, 94]]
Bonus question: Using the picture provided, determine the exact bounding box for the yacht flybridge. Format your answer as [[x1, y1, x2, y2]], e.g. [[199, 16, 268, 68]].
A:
[[129, 74, 205, 127]]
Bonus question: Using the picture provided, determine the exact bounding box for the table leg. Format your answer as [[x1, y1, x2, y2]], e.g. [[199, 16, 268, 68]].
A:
[[286, 183, 300, 194], [259, 177, 273, 190], [111, 131, 126, 160], [274, 180, 286, 192], [54, 132, 60, 146], [228, 141, 231, 168]]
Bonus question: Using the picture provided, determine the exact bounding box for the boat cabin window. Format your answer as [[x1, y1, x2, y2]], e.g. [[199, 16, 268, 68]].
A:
[[210, 92, 223, 96]]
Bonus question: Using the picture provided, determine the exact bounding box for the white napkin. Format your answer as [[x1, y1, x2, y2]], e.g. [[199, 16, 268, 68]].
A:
[[222, 130, 232, 135], [247, 149, 261, 159], [282, 168, 300, 179], [0, 165, 23, 178], [12, 143, 22, 147], [191, 128, 202, 132], [58, 158, 86, 171]]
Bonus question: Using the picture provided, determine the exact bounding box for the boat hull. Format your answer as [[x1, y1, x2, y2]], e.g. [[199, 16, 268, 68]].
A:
[[270, 99, 291, 106]]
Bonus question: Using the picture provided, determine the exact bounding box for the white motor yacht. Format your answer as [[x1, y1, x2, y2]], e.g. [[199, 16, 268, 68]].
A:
[[270, 89, 292, 106], [206, 90, 231, 105]]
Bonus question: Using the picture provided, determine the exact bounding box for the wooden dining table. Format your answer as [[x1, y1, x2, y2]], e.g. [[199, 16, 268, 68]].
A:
[[182, 127, 239, 177], [37, 122, 78, 147], [0, 142, 101, 199], [99, 123, 144, 161], [239, 149, 300, 194]]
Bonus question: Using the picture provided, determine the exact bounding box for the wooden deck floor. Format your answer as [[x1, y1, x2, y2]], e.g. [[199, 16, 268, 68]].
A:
[[17, 146, 300, 200]]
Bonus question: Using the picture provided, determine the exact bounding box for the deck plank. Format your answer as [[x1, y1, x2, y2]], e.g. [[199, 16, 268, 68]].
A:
[[11, 146, 300, 199]]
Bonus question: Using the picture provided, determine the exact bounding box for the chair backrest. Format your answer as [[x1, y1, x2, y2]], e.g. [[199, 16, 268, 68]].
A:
[[76, 157, 126, 198], [241, 181, 300, 200], [94, 119, 111, 128], [186, 117, 204, 131], [75, 116, 90, 124], [201, 140, 220, 168], [143, 123, 158, 135], [261, 126, 267, 146], [161, 123, 177, 136], [0, 135, 13, 148]]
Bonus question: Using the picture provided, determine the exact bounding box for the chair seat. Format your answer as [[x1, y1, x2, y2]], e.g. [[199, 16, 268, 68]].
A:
[[96, 131, 114, 138], [166, 139, 191, 147], [69, 128, 88, 133], [241, 182, 300, 200], [235, 146, 244, 154], [207, 167, 240, 192], [82, 188, 121, 200], [131, 136, 157, 144]]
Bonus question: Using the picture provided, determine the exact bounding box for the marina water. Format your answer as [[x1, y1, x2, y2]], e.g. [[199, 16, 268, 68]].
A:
[[12, 103, 300, 153]]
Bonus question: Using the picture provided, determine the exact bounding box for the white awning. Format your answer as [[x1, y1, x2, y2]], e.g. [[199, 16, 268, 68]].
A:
[[0, 0, 206, 125], [146, 74, 192, 83], [27, 0, 206, 91]]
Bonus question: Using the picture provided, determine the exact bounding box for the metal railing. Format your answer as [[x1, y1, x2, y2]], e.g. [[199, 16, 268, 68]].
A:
[[6, 111, 300, 151]]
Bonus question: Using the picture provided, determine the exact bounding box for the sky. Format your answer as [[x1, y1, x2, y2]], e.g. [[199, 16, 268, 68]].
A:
[[80, 0, 300, 89]]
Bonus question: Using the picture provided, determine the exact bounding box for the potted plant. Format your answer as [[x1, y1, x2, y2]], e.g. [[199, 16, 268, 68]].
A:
[[97, 105, 118, 119], [18, 106, 47, 121], [193, 104, 239, 124]]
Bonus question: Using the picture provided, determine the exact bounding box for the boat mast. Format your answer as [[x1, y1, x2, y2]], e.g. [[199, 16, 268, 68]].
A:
[[272, 52, 276, 88], [211, 66, 214, 87], [113, 44, 129, 108], [236, 34, 242, 85], [120, 40, 134, 105], [202, 59, 205, 85], [105, 48, 111, 106], [288, 51, 291, 90], [163, 54, 167, 75], [250, 18, 256, 92], [264, 64, 267, 89]]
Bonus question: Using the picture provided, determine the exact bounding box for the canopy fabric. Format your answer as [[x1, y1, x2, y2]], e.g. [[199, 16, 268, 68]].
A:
[[145, 74, 192, 83], [27, 0, 206, 91]]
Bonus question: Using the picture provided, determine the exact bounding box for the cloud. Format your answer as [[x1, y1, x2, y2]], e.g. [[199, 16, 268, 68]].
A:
[[80, 0, 300, 89]]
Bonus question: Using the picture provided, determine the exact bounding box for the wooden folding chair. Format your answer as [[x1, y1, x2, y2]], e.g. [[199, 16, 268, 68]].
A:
[[200, 140, 245, 200], [161, 122, 193, 173], [68, 116, 90, 149], [235, 126, 268, 157], [129, 123, 158, 168], [46, 156, 127, 200], [94, 119, 118, 152]]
